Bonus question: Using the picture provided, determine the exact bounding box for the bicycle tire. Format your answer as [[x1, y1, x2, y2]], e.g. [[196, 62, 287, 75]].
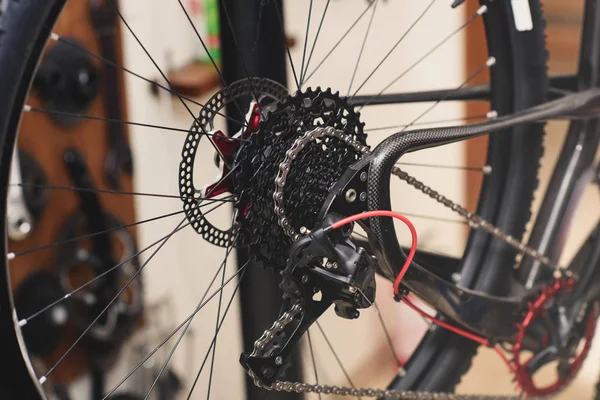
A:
[[389, 0, 548, 392]]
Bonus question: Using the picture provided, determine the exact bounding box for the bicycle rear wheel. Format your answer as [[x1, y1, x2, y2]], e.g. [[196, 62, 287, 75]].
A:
[[0, 0, 547, 398]]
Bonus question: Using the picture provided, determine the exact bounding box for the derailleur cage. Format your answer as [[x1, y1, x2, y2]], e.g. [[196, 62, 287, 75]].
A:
[[240, 214, 377, 386]]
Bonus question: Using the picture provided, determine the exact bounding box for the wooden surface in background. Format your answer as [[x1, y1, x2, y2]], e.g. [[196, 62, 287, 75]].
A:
[[9, 0, 136, 386], [464, 0, 489, 214]]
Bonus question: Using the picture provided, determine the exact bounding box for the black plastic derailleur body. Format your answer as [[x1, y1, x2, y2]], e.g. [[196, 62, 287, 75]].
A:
[[240, 214, 377, 386], [289, 214, 378, 317]]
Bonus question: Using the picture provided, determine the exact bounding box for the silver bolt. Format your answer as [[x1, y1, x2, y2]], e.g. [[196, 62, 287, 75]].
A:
[[275, 356, 283, 366], [359, 192, 367, 201], [360, 171, 368, 181], [51, 305, 68, 326], [349, 286, 357, 293], [302, 275, 309, 284], [486, 110, 498, 119], [17, 220, 32, 235], [451, 272, 461, 283], [300, 226, 310, 235], [345, 188, 357, 203]]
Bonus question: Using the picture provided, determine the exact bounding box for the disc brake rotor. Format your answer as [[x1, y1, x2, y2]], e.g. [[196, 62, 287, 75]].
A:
[[178, 78, 288, 247]]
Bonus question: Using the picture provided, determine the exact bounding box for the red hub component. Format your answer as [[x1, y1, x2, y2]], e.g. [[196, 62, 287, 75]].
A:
[[202, 103, 261, 198], [511, 278, 598, 397]]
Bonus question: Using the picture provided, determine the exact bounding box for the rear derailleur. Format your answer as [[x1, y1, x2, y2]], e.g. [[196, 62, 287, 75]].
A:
[[240, 214, 376, 386]]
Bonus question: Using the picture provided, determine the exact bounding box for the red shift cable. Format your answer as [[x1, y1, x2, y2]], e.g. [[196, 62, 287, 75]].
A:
[[329, 210, 417, 296], [328, 210, 513, 372]]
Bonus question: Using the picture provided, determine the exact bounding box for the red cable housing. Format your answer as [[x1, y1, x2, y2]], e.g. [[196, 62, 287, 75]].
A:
[[328, 210, 514, 374], [329, 210, 417, 296]]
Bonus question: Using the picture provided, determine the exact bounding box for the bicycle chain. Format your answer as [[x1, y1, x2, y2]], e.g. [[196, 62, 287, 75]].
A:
[[391, 166, 553, 268], [252, 126, 554, 398], [252, 301, 538, 399], [275, 126, 553, 268], [274, 126, 368, 240]]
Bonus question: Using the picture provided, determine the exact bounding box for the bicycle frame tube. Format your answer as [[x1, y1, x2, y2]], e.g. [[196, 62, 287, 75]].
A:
[[518, 0, 600, 289]]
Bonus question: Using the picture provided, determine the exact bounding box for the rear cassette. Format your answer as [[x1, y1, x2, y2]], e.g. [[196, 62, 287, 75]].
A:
[[233, 87, 366, 270]]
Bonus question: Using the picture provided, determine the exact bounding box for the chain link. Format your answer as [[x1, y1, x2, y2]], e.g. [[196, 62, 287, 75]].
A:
[[270, 380, 535, 399], [250, 303, 303, 357]]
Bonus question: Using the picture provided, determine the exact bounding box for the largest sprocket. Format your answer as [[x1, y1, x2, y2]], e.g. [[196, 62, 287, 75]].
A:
[[233, 87, 367, 270]]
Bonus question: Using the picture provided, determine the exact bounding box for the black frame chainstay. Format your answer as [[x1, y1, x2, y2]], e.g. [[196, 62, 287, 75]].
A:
[[319, 0, 600, 344]]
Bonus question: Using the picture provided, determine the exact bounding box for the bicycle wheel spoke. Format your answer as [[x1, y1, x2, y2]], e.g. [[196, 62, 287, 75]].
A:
[[316, 321, 361, 400], [10, 183, 235, 202], [350, 0, 436, 99], [103, 261, 249, 399], [301, 0, 331, 86], [38, 215, 189, 384], [358, 5, 488, 110], [24, 105, 249, 143], [185, 264, 249, 400], [176, 0, 251, 124], [347, 0, 379, 97], [400, 56, 495, 132], [112, 2, 231, 167], [37, 197, 231, 383], [367, 112, 493, 131], [306, 329, 322, 400], [176, 0, 227, 90], [299, 0, 314, 89], [50, 34, 249, 129], [16, 206, 198, 323], [219, 0, 263, 104], [374, 305, 401, 369], [205, 215, 238, 400], [397, 162, 491, 174], [11, 204, 198, 259], [397, 211, 468, 225], [272, 0, 300, 90], [142, 223, 239, 400], [303, 1, 374, 84]]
